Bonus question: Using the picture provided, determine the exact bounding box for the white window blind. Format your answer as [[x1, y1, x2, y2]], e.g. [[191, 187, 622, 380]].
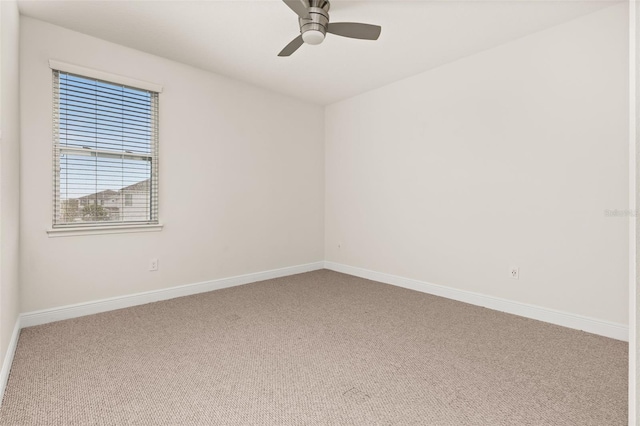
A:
[[52, 70, 159, 228]]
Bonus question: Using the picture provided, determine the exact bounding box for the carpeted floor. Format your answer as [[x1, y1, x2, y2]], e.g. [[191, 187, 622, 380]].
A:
[[0, 270, 628, 425]]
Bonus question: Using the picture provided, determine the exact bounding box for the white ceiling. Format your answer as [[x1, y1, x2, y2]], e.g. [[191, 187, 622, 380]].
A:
[[18, 0, 618, 105]]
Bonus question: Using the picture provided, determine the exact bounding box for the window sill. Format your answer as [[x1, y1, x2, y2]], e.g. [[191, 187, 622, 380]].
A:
[[47, 224, 163, 238]]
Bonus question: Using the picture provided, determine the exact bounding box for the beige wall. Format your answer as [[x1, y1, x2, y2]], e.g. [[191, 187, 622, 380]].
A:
[[0, 0, 21, 364], [325, 4, 629, 325], [15, 3, 631, 329], [20, 17, 325, 312], [635, 0, 640, 420]]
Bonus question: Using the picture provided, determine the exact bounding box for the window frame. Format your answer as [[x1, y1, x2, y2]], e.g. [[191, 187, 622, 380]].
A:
[[47, 61, 163, 237]]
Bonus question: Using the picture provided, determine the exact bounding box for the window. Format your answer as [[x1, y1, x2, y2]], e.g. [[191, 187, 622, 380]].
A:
[[52, 68, 159, 230]]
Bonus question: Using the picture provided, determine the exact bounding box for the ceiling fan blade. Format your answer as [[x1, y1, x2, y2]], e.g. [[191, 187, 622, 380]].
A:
[[282, 0, 309, 19], [278, 35, 304, 57], [327, 22, 382, 40]]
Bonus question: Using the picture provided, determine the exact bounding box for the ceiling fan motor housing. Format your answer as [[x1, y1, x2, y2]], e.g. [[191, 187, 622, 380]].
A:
[[299, 0, 330, 45]]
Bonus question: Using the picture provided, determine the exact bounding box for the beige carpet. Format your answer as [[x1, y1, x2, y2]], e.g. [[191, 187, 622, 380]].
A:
[[0, 270, 627, 425]]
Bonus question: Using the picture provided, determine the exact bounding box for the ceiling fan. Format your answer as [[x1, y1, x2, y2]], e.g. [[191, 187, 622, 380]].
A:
[[279, 0, 382, 57]]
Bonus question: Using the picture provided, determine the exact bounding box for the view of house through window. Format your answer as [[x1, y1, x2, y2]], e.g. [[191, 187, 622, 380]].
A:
[[53, 70, 159, 227]]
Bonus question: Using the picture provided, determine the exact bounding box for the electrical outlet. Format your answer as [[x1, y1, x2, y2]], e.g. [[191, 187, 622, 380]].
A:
[[510, 266, 519, 280], [149, 258, 158, 272]]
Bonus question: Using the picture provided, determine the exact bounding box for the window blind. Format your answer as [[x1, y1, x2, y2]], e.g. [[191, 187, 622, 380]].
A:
[[52, 70, 159, 227]]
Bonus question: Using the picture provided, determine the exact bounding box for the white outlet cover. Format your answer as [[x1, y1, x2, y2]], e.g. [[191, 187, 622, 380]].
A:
[[510, 266, 519, 280]]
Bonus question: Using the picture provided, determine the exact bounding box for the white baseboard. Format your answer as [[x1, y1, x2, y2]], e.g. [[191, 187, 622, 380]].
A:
[[0, 317, 21, 402], [324, 261, 629, 341], [20, 261, 324, 328], [7, 259, 626, 406], [14, 258, 629, 339]]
